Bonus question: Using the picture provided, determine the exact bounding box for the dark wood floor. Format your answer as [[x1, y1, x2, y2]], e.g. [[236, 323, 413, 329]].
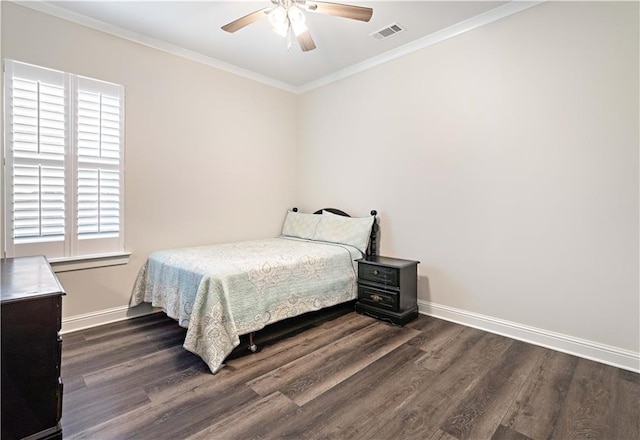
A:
[[61, 312, 640, 440]]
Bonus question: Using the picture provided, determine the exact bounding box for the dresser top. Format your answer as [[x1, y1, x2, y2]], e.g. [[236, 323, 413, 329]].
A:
[[1, 256, 65, 303]]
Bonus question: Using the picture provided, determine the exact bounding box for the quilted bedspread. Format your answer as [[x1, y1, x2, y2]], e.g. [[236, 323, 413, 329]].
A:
[[130, 237, 360, 373]]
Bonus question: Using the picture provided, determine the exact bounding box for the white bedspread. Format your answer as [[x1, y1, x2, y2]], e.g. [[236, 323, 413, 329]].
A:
[[130, 237, 360, 373]]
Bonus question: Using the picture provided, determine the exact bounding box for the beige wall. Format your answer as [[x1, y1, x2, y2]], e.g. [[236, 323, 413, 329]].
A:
[[297, 1, 639, 353], [1, 3, 298, 317], [2, 2, 638, 363]]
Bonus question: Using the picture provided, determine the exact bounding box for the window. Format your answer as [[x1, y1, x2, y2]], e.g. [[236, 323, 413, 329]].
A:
[[3, 60, 125, 261]]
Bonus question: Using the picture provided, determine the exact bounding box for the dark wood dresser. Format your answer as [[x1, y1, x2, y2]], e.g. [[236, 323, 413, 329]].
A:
[[1, 256, 65, 440], [355, 256, 419, 326]]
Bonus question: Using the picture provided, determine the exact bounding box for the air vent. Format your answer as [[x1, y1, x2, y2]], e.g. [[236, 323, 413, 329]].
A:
[[370, 23, 405, 41]]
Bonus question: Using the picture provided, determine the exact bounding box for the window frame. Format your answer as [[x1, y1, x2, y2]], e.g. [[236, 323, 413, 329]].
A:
[[3, 59, 127, 266]]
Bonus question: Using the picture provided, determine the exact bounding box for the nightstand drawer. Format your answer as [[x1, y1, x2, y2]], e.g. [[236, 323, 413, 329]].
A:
[[358, 264, 399, 287], [358, 285, 398, 311]]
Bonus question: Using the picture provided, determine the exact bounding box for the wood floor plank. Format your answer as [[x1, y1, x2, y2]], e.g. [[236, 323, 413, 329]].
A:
[[79, 312, 168, 341], [612, 372, 640, 440], [66, 381, 259, 440], [430, 429, 462, 440], [122, 384, 260, 439], [438, 341, 544, 440], [248, 321, 419, 405], [187, 392, 299, 440], [356, 391, 458, 440], [490, 424, 534, 440], [75, 345, 205, 398], [59, 330, 87, 350], [143, 363, 212, 401], [417, 318, 465, 354], [303, 346, 438, 439], [619, 368, 640, 384], [261, 342, 429, 439], [142, 312, 372, 403], [60, 312, 640, 440], [62, 386, 151, 436], [404, 313, 433, 331], [345, 332, 513, 440], [550, 358, 618, 440], [419, 332, 514, 397], [362, 335, 509, 439], [63, 340, 163, 380], [416, 324, 487, 373], [500, 349, 578, 440], [62, 314, 176, 356], [63, 374, 87, 394], [246, 321, 384, 396], [405, 317, 463, 349], [226, 311, 372, 373], [62, 321, 187, 379]]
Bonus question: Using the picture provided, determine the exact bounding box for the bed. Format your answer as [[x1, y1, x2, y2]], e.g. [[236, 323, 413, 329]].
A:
[[130, 208, 378, 373]]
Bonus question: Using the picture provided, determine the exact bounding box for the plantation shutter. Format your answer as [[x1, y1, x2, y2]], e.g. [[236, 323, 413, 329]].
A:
[[74, 76, 125, 256], [3, 60, 125, 260], [4, 61, 68, 258]]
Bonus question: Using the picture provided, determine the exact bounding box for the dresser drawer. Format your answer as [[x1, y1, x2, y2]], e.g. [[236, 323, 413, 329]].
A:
[[358, 263, 399, 287], [358, 285, 398, 311]]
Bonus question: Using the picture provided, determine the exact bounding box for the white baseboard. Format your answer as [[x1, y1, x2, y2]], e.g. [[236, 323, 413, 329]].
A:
[[61, 300, 639, 373], [61, 303, 160, 334], [418, 300, 640, 373]]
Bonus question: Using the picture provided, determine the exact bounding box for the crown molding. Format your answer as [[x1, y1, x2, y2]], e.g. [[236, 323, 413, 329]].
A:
[[12, 0, 299, 93], [13, 1, 544, 95], [297, 0, 545, 93]]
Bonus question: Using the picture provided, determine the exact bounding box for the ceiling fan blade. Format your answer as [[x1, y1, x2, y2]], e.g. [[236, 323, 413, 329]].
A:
[[221, 7, 270, 33], [306, 1, 373, 22], [296, 30, 317, 52]]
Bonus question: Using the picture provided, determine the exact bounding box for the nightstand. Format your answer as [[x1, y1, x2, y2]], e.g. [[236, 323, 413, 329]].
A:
[[355, 256, 419, 326]]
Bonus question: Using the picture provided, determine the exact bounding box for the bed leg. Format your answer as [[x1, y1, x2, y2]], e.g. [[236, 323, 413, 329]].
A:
[[249, 332, 258, 353]]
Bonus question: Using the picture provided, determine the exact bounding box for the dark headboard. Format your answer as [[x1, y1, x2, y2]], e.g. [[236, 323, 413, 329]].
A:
[[292, 207, 379, 259]]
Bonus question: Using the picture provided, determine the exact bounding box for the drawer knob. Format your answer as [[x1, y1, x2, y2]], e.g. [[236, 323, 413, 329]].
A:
[[373, 269, 379, 275], [371, 294, 383, 302]]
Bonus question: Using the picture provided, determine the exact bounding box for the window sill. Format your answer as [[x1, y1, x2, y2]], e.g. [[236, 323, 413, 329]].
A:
[[49, 252, 131, 273]]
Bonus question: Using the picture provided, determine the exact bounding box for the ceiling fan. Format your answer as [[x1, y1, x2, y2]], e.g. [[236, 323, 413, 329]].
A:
[[221, 0, 373, 52]]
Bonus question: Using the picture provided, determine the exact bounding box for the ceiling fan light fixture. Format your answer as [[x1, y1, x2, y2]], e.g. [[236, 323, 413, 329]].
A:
[[272, 22, 289, 38], [222, 1, 373, 52], [291, 20, 308, 36], [268, 5, 289, 37], [287, 5, 308, 35], [288, 5, 305, 25], [268, 5, 287, 24]]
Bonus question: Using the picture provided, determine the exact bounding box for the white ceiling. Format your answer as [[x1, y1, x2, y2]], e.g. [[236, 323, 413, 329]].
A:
[[21, 1, 539, 92]]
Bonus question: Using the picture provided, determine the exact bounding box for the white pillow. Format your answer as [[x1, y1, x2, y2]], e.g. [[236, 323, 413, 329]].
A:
[[281, 210, 321, 240], [313, 210, 374, 254]]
